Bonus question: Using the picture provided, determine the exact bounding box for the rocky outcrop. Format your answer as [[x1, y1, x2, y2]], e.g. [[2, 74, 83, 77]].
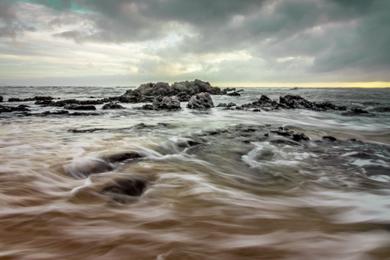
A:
[[102, 102, 124, 110], [120, 79, 224, 103], [228, 94, 346, 112], [187, 92, 214, 109], [152, 96, 181, 110]]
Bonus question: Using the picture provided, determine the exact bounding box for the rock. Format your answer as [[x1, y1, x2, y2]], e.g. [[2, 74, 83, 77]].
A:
[[227, 91, 241, 96], [323, 136, 337, 142], [8, 98, 22, 102], [120, 79, 223, 104], [103, 151, 144, 163], [217, 102, 236, 108], [341, 107, 371, 116], [102, 102, 124, 110], [187, 92, 214, 109], [0, 96, 3, 102], [64, 104, 96, 110], [101, 177, 147, 199], [34, 96, 53, 101], [0, 104, 30, 113], [373, 106, 390, 112], [292, 133, 310, 142], [153, 96, 181, 110], [279, 95, 314, 109], [140, 104, 154, 110]]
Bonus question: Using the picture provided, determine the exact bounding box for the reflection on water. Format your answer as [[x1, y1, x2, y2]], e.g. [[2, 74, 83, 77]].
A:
[[0, 87, 390, 259]]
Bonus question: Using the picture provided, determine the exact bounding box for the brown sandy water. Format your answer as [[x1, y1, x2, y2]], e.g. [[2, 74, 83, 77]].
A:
[[0, 87, 390, 259]]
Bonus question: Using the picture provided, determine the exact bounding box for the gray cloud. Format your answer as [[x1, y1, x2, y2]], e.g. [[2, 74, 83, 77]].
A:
[[0, 0, 389, 84]]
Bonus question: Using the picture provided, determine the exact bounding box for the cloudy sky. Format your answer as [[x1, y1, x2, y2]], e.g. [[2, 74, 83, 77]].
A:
[[0, 0, 389, 87]]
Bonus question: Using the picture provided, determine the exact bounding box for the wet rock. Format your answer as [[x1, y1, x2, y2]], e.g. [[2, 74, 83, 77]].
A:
[[140, 104, 154, 110], [323, 136, 337, 142], [64, 157, 114, 178], [64, 104, 96, 110], [102, 102, 124, 110], [373, 106, 390, 112], [34, 96, 53, 101], [153, 96, 181, 110], [227, 91, 241, 96], [187, 92, 214, 109], [0, 96, 3, 102], [292, 133, 310, 142], [8, 97, 23, 102], [271, 127, 293, 137], [341, 107, 371, 116], [279, 95, 314, 109], [103, 151, 144, 163], [101, 177, 147, 199], [120, 79, 223, 104], [0, 104, 30, 113], [42, 110, 69, 115], [217, 102, 236, 108]]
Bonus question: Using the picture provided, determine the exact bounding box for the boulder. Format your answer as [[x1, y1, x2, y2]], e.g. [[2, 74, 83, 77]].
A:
[[153, 96, 181, 110], [187, 92, 214, 109], [102, 102, 124, 110]]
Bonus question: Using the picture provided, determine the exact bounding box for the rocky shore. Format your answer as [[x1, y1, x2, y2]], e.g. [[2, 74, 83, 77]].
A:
[[0, 80, 386, 117]]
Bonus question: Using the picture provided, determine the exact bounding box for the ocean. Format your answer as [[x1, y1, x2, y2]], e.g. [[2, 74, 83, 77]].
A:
[[0, 86, 390, 259]]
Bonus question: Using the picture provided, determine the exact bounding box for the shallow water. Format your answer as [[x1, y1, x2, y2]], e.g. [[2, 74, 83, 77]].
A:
[[1, 86, 390, 259]]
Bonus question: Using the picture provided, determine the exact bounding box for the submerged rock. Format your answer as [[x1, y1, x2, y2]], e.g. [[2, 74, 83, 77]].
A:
[[103, 151, 144, 163], [153, 96, 181, 110], [101, 177, 147, 199], [64, 104, 96, 110], [0, 104, 30, 113], [187, 92, 214, 109], [341, 107, 372, 116], [323, 136, 337, 142], [102, 102, 124, 110]]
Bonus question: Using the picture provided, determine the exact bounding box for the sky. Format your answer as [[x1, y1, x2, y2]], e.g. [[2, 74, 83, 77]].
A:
[[0, 0, 389, 87]]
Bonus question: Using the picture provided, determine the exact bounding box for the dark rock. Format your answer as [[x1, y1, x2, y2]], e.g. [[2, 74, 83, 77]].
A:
[[101, 177, 147, 198], [0, 96, 3, 102], [279, 95, 314, 109], [153, 96, 181, 110], [140, 104, 154, 110], [103, 151, 144, 163], [323, 136, 337, 142], [8, 97, 22, 102], [120, 79, 223, 104], [187, 92, 214, 109], [64, 104, 96, 110], [102, 102, 124, 110], [373, 106, 390, 112], [0, 104, 30, 113], [34, 96, 53, 101], [217, 102, 236, 108], [341, 107, 371, 116], [227, 91, 241, 96], [292, 133, 310, 142]]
